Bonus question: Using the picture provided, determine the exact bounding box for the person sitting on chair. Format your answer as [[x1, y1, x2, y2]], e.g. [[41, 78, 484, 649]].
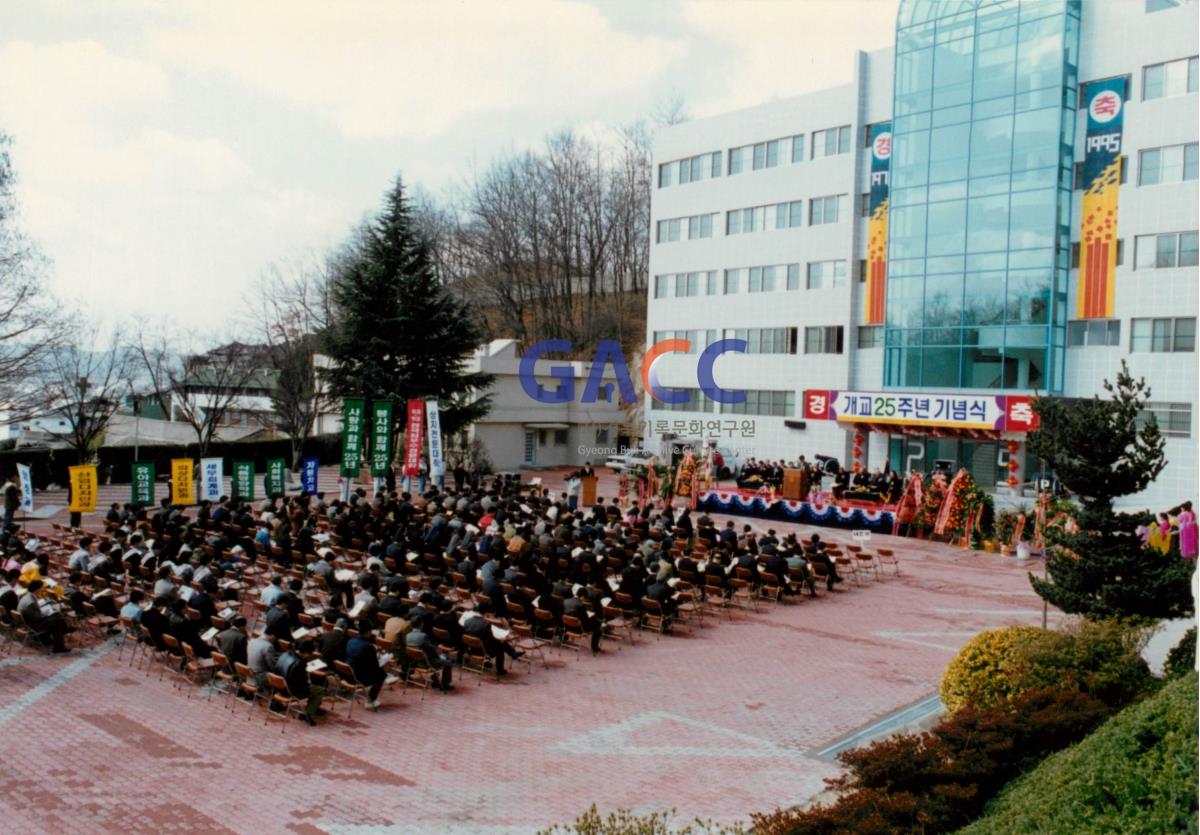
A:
[[276, 638, 326, 725], [563, 586, 603, 654], [17, 579, 69, 652], [803, 534, 843, 590]]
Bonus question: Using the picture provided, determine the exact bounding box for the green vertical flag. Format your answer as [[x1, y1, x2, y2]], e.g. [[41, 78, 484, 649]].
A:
[[131, 462, 155, 507], [370, 400, 394, 477], [264, 457, 287, 497], [232, 460, 255, 501], [341, 398, 366, 476]]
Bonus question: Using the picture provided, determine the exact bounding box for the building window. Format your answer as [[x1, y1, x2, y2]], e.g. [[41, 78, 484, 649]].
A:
[[812, 125, 851, 159], [723, 269, 740, 294], [1131, 317, 1196, 352], [809, 194, 846, 226], [675, 272, 701, 297], [773, 200, 804, 229], [748, 266, 778, 293], [658, 163, 674, 188], [656, 218, 681, 243], [806, 260, 848, 289], [725, 327, 796, 355], [1138, 402, 1192, 437], [859, 193, 870, 217], [857, 259, 867, 283], [1070, 239, 1124, 267], [790, 134, 805, 163], [595, 428, 609, 443], [705, 270, 718, 295], [1147, 0, 1196, 11], [656, 387, 715, 413], [857, 325, 883, 348], [804, 326, 844, 354], [687, 214, 713, 239], [728, 146, 747, 175], [787, 263, 801, 290], [1139, 143, 1199, 185], [1074, 157, 1127, 189], [1134, 231, 1200, 269], [1066, 319, 1121, 347], [722, 389, 795, 417], [1142, 55, 1198, 100], [654, 274, 671, 298]]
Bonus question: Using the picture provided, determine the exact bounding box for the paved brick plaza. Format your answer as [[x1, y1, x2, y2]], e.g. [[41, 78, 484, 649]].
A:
[[0, 469, 1057, 833]]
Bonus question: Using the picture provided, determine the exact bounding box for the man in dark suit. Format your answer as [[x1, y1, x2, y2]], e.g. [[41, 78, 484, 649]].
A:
[[345, 624, 386, 709], [718, 521, 738, 549], [318, 618, 349, 664], [761, 546, 790, 593], [276, 638, 325, 725], [263, 598, 292, 642], [562, 586, 603, 653], [804, 534, 843, 590], [215, 616, 248, 665], [461, 601, 523, 674]]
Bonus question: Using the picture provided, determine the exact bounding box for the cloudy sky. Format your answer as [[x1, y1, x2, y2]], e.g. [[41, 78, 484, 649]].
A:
[[0, 0, 897, 333]]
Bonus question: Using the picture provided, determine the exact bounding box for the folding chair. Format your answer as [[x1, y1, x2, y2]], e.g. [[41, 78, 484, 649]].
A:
[[509, 623, 552, 667], [855, 550, 879, 580], [331, 660, 367, 716], [639, 598, 670, 637], [601, 605, 636, 646], [264, 672, 303, 731], [403, 646, 437, 700], [876, 547, 900, 576], [208, 650, 238, 705], [460, 634, 497, 683], [559, 615, 586, 654]]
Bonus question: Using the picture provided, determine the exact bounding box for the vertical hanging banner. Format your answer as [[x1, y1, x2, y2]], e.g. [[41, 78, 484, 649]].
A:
[[232, 460, 255, 501], [865, 123, 892, 325], [369, 400, 394, 477], [264, 457, 287, 497], [131, 462, 155, 507], [16, 463, 32, 512], [300, 456, 320, 494], [426, 399, 444, 478], [171, 458, 195, 505], [200, 457, 224, 502], [340, 398, 366, 476], [68, 465, 97, 513], [402, 399, 426, 477], [1077, 78, 1126, 319]]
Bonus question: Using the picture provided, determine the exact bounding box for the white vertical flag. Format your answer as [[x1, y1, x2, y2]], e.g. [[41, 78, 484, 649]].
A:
[[200, 457, 224, 502], [426, 399, 444, 477], [16, 462, 33, 512]]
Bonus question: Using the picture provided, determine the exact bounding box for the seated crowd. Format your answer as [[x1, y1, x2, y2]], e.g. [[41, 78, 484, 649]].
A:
[[1, 475, 879, 726]]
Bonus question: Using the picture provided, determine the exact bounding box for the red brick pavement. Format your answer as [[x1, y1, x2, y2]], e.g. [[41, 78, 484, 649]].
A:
[[0, 467, 1058, 833]]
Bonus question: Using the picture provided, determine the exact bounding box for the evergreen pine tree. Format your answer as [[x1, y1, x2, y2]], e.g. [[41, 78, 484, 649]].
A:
[[1027, 361, 1193, 620], [321, 176, 492, 452]]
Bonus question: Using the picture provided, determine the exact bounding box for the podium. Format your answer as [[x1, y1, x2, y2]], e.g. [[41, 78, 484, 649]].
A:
[[781, 469, 804, 501], [580, 475, 598, 506]]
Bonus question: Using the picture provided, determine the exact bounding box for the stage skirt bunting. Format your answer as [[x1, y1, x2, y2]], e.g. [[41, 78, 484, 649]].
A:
[[697, 491, 894, 531]]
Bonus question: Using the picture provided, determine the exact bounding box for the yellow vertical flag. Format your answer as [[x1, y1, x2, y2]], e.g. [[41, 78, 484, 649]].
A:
[[171, 458, 195, 505], [68, 465, 98, 513]]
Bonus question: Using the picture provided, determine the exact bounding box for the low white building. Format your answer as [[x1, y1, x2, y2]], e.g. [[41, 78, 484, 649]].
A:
[[463, 339, 631, 472]]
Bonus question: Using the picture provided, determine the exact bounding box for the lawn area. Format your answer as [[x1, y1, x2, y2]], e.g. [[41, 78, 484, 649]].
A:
[[960, 671, 1199, 834]]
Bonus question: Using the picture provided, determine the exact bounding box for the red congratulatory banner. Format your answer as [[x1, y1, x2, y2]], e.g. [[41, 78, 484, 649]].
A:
[[402, 399, 425, 476]]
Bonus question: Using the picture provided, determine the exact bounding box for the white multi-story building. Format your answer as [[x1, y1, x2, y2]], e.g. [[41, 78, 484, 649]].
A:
[[646, 0, 1198, 510]]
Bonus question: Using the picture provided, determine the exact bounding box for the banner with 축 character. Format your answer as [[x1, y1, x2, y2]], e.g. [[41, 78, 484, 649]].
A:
[[1077, 77, 1127, 319], [865, 123, 891, 325], [803, 390, 1039, 432]]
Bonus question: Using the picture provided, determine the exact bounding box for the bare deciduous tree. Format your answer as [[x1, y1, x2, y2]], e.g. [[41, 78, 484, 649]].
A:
[[39, 325, 134, 463], [0, 133, 61, 423], [136, 331, 262, 457]]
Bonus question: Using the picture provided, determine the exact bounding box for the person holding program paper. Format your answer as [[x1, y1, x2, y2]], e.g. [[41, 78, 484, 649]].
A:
[[276, 638, 326, 725]]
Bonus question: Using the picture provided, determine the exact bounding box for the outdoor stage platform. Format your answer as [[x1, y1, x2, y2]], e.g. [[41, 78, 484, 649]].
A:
[[697, 489, 896, 531]]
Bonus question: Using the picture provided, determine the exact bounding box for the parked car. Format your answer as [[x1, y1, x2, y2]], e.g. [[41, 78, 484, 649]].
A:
[[605, 449, 657, 473]]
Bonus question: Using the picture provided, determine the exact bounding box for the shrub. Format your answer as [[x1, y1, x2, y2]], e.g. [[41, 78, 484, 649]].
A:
[[940, 620, 1155, 715], [539, 806, 744, 835], [960, 672, 1199, 834], [939, 626, 1043, 713], [1014, 618, 1156, 709], [751, 688, 1113, 835], [1165, 627, 1197, 679]]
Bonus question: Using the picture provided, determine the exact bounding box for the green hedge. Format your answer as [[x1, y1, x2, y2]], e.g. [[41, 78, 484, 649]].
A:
[[959, 671, 1199, 834], [0, 434, 345, 489]]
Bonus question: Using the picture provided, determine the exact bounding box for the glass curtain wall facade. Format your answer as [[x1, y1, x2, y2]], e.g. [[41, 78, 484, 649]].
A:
[[886, 0, 1081, 391]]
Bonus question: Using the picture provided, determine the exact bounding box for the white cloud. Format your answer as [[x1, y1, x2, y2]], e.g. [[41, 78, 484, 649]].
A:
[[682, 0, 897, 116], [146, 0, 687, 139]]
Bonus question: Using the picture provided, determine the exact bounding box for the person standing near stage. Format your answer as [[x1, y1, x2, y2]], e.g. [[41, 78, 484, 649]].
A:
[[4, 473, 20, 531]]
